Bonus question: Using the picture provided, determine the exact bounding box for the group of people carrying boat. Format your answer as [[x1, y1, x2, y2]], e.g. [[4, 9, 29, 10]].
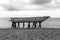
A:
[[12, 21, 41, 29], [10, 16, 50, 29]]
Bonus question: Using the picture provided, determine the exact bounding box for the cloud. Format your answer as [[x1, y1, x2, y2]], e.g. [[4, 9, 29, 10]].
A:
[[43, 0, 60, 9], [1, 4, 21, 11], [31, 0, 52, 5], [0, 0, 30, 11], [0, 0, 60, 11]]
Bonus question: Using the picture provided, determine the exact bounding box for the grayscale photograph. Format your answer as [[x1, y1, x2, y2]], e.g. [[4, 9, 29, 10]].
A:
[[0, 0, 60, 40]]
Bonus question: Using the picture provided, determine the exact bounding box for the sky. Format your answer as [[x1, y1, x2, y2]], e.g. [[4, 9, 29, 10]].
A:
[[0, 0, 60, 10], [0, 0, 60, 17]]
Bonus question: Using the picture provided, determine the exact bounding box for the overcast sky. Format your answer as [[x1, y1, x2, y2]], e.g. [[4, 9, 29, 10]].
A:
[[0, 0, 60, 10], [0, 0, 60, 17]]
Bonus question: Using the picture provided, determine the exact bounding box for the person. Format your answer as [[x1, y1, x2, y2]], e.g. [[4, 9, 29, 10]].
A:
[[12, 21, 16, 29], [28, 21, 30, 28], [39, 21, 41, 28], [33, 21, 36, 28]]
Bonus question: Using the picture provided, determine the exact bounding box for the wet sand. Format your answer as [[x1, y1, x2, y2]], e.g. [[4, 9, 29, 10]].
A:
[[0, 28, 60, 40]]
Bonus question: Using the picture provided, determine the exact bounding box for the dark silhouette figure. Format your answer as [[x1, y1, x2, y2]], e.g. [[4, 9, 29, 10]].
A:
[[23, 22, 25, 28], [28, 21, 30, 28], [39, 21, 41, 28], [12, 21, 16, 29], [33, 21, 36, 28]]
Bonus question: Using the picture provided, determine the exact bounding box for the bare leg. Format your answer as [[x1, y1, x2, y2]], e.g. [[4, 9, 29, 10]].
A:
[[18, 22, 20, 28]]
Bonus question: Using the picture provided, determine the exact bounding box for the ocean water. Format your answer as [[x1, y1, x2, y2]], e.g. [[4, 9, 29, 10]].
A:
[[0, 18, 11, 29], [0, 20, 12, 29], [42, 18, 60, 28]]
